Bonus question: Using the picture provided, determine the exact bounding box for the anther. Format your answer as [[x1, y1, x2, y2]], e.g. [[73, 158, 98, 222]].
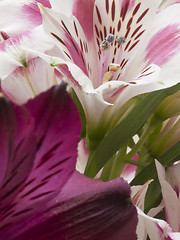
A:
[[116, 36, 126, 45], [109, 63, 120, 72], [100, 40, 109, 50], [105, 34, 115, 43], [102, 71, 113, 83]]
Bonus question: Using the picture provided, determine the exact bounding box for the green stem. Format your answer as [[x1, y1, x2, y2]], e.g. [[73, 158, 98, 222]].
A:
[[124, 122, 153, 163], [100, 155, 116, 181], [124, 159, 144, 167], [108, 145, 127, 180]]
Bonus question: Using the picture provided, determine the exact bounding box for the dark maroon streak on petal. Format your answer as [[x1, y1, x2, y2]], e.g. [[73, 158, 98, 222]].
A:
[[6, 172, 137, 240]]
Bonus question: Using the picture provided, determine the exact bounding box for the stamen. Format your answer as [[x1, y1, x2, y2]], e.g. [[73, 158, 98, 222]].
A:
[[100, 40, 109, 50], [109, 63, 120, 72], [105, 33, 115, 43], [102, 71, 113, 83], [116, 36, 126, 45], [100, 34, 115, 50]]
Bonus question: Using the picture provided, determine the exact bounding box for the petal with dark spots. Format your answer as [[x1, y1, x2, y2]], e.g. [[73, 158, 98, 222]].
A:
[[5, 172, 137, 240]]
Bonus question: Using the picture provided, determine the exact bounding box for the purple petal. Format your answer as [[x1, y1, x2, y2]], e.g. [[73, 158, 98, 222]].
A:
[[0, 84, 81, 237], [4, 172, 137, 240], [18, 83, 81, 203], [0, 97, 36, 213]]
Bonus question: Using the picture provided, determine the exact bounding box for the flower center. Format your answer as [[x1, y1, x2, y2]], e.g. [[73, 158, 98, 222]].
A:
[[100, 34, 126, 84]]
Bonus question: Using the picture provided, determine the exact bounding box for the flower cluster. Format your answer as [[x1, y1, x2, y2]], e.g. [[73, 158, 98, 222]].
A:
[[0, 0, 180, 240]]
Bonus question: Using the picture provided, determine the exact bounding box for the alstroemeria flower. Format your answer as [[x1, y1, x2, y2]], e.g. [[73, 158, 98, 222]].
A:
[[0, 84, 137, 240], [0, 25, 65, 104], [0, 0, 51, 39], [38, 0, 180, 135]]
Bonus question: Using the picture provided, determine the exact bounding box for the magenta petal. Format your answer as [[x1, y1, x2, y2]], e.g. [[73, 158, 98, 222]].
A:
[[8, 172, 137, 240], [0, 84, 81, 238], [16, 83, 81, 204], [0, 97, 36, 211]]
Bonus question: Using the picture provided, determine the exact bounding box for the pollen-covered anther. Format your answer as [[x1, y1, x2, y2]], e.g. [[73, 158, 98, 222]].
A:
[[100, 40, 109, 50], [105, 34, 115, 43], [102, 71, 113, 83], [116, 36, 126, 45], [109, 63, 120, 72]]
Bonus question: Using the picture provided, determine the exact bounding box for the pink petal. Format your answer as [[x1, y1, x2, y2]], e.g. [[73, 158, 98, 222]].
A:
[[22, 0, 51, 26], [93, 0, 160, 83], [50, 0, 95, 40], [72, 0, 95, 40], [39, 4, 99, 85], [145, 5, 180, 67], [0, 0, 51, 37]]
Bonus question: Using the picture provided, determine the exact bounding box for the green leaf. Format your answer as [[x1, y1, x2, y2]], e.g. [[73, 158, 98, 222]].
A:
[[158, 140, 180, 167], [85, 83, 180, 178], [130, 162, 156, 186]]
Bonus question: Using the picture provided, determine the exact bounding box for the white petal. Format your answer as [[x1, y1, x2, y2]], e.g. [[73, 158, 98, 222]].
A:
[[155, 160, 180, 231], [28, 51, 111, 127], [0, 0, 51, 36], [137, 207, 180, 240], [2, 57, 60, 104], [131, 180, 153, 211], [0, 26, 54, 80]]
